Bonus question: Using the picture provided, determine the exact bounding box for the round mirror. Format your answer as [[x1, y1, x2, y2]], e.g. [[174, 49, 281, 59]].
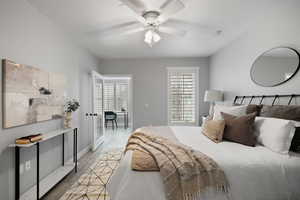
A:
[[251, 47, 300, 87]]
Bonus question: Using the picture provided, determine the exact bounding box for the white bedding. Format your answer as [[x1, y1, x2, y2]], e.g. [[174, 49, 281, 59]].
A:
[[108, 126, 300, 200]]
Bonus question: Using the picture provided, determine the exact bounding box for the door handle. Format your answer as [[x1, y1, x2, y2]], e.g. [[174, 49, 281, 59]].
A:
[[85, 113, 98, 117]]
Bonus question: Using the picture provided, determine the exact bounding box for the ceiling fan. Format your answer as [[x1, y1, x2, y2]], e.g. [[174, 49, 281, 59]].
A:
[[116, 0, 187, 46], [99, 0, 221, 47]]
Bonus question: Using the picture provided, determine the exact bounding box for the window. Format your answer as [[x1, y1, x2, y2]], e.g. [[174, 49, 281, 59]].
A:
[[104, 79, 130, 111], [104, 80, 115, 111], [115, 80, 129, 111], [168, 67, 199, 125]]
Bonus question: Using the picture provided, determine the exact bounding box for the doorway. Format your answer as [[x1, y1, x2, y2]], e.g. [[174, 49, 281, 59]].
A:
[[103, 75, 133, 133], [90, 72, 133, 151]]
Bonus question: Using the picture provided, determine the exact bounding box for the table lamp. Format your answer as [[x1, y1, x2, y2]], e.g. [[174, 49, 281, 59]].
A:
[[204, 90, 223, 116]]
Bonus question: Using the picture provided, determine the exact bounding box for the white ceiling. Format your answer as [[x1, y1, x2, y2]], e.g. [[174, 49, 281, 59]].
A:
[[27, 0, 273, 59]]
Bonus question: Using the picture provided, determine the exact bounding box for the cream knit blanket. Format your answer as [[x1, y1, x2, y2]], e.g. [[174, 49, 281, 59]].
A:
[[125, 127, 229, 200]]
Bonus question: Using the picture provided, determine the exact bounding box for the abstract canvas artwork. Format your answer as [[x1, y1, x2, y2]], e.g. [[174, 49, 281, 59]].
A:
[[2, 59, 66, 128]]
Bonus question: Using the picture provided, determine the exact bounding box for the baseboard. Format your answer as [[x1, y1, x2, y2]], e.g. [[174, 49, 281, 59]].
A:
[[65, 145, 91, 166], [77, 145, 91, 160]]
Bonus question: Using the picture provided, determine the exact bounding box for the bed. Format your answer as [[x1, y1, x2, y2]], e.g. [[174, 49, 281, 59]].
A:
[[108, 126, 300, 200], [108, 95, 300, 200]]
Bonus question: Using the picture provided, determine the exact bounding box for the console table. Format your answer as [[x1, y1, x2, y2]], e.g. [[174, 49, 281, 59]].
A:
[[9, 128, 78, 200]]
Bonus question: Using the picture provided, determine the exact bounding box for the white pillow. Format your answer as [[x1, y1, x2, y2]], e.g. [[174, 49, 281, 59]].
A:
[[254, 117, 296, 154], [213, 105, 247, 120]]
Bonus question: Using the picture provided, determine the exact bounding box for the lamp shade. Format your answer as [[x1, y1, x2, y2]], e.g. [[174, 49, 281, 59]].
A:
[[204, 90, 223, 102]]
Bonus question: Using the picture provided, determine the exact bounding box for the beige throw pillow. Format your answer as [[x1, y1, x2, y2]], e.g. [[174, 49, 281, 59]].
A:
[[202, 119, 226, 143]]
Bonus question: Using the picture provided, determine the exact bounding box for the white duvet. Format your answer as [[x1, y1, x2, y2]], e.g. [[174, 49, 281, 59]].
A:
[[108, 126, 300, 200]]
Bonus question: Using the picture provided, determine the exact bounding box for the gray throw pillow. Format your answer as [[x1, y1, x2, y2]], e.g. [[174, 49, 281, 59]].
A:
[[233, 104, 263, 115], [221, 112, 257, 147], [260, 105, 300, 121]]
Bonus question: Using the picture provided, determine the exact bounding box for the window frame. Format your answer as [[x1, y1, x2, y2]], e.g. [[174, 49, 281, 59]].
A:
[[167, 67, 199, 126]]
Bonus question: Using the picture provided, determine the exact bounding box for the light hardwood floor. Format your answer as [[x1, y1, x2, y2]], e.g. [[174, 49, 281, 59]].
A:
[[42, 128, 131, 200]]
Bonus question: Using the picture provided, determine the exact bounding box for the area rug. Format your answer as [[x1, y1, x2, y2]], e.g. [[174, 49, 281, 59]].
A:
[[59, 149, 123, 200]]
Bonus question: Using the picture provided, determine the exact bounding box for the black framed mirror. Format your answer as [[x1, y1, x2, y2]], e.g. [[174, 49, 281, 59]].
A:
[[251, 47, 300, 87]]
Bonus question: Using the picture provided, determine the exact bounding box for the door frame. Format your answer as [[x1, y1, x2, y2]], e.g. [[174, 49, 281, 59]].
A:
[[91, 70, 105, 151]]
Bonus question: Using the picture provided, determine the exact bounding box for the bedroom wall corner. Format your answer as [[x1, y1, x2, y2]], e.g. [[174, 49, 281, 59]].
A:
[[209, 0, 300, 101]]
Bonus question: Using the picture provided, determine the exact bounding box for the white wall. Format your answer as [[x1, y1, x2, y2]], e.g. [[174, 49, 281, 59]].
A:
[[0, 0, 100, 199], [99, 58, 210, 129], [209, 0, 300, 101]]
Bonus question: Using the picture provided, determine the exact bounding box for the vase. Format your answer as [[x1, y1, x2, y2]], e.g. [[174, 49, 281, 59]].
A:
[[64, 112, 72, 129]]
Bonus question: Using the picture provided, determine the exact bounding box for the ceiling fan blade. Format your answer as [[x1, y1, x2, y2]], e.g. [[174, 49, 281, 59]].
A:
[[159, 0, 185, 22], [164, 19, 222, 36], [120, 0, 147, 25], [120, 0, 147, 14], [97, 21, 144, 38], [159, 26, 186, 37], [121, 27, 145, 35]]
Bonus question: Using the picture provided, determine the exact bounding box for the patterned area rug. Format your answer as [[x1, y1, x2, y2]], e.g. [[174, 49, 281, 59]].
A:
[[59, 149, 123, 200]]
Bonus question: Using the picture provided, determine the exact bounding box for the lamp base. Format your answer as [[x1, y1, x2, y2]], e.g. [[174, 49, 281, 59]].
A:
[[209, 102, 215, 117]]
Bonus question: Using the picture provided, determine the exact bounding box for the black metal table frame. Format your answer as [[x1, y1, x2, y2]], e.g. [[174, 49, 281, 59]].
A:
[[14, 128, 78, 200]]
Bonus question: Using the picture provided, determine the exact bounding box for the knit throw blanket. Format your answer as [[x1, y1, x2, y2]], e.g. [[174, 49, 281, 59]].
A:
[[125, 127, 229, 200]]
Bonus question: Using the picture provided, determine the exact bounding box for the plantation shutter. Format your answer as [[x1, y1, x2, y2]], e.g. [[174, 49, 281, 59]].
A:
[[104, 79, 130, 111], [104, 81, 115, 111], [168, 68, 198, 125], [115, 80, 129, 111]]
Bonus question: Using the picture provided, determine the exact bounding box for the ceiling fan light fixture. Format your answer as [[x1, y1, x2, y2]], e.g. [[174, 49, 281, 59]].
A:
[[143, 11, 160, 25], [152, 31, 161, 42], [144, 29, 161, 47]]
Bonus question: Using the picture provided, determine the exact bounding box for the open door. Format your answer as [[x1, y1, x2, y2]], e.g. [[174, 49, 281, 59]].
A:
[[91, 71, 105, 151]]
